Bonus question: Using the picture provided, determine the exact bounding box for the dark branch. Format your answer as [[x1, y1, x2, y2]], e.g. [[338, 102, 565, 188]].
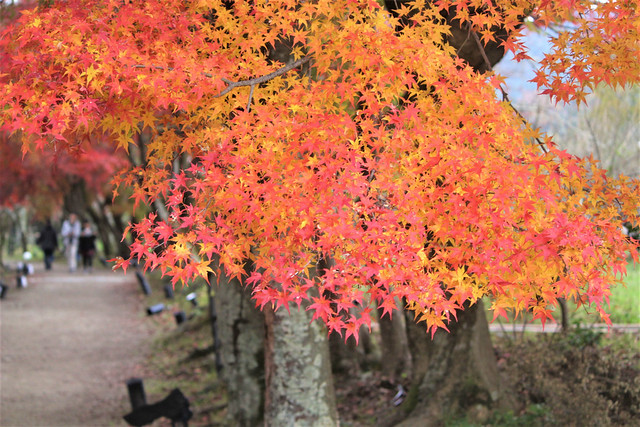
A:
[[216, 56, 311, 98], [470, 30, 549, 154], [132, 56, 311, 112]]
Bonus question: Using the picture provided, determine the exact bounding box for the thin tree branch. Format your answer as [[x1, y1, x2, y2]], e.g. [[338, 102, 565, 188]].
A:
[[470, 30, 494, 73], [133, 56, 311, 113], [247, 84, 255, 112], [216, 56, 312, 98], [584, 117, 604, 162], [470, 29, 549, 154], [133, 56, 312, 100]]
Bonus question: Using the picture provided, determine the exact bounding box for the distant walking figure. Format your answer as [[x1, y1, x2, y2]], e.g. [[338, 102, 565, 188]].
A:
[[78, 222, 97, 273], [36, 220, 58, 270], [61, 213, 81, 272]]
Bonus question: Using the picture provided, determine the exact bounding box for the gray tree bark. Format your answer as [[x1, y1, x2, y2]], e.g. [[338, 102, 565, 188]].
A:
[[377, 301, 411, 382], [264, 301, 338, 427], [329, 316, 378, 375], [214, 269, 266, 427], [398, 300, 515, 426]]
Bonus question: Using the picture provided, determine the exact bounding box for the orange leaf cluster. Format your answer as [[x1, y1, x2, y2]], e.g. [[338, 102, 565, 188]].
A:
[[1, 0, 638, 337]]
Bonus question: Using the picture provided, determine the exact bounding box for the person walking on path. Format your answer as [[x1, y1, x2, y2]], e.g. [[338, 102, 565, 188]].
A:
[[78, 221, 97, 273], [36, 219, 58, 270], [60, 213, 81, 272]]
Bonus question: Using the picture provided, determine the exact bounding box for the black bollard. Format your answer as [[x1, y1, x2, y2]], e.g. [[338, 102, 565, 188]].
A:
[[174, 311, 187, 325], [163, 284, 175, 299], [135, 271, 152, 295], [0, 282, 7, 299], [123, 388, 191, 427], [146, 303, 165, 316], [126, 378, 147, 410], [209, 293, 223, 374]]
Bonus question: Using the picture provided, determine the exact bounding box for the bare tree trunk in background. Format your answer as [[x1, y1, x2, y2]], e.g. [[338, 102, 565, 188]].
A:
[[396, 300, 515, 426], [328, 319, 377, 376], [377, 301, 411, 382], [214, 265, 266, 426], [85, 201, 113, 257], [8, 208, 29, 254], [558, 297, 569, 332], [110, 213, 132, 258], [0, 209, 12, 269]]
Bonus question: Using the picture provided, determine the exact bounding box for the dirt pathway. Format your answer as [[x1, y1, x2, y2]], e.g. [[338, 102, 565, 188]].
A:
[[1, 265, 154, 427]]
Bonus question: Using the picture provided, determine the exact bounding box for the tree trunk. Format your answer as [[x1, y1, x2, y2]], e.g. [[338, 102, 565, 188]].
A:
[[214, 269, 266, 427], [10, 207, 29, 254], [0, 209, 11, 269], [398, 300, 514, 426], [557, 297, 569, 332], [328, 318, 377, 375], [328, 331, 361, 375], [110, 212, 132, 258], [264, 302, 338, 426], [207, 280, 223, 374], [377, 301, 411, 382], [85, 201, 113, 257]]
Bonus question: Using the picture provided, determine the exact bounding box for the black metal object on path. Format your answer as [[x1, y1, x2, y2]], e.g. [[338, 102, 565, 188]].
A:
[[164, 284, 175, 299], [126, 378, 147, 410], [123, 388, 192, 427], [174, 311, 187, 325], [185, 292, 197, 306], [135, 271, 152, 295], [146, 303, 165, 316]]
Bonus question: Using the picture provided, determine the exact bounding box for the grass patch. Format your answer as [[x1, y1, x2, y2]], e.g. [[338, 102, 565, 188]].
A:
[[487, 258, 640, 326], [144, 315, 228, 426], [568, 258, 639, 324], [609, 260, 640, 323], [130, 270, 229, 426]]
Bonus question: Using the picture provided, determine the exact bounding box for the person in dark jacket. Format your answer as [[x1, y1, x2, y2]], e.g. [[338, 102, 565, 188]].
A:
[[78, 221, 97, 273], [36, 220, 58, 270]]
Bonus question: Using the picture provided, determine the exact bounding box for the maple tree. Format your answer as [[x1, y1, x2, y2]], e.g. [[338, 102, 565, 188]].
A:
[[0, 0, 639, 343], [0, 131, 132, 267], [0, 125, 128, 215], [518, 83, 640, 179]]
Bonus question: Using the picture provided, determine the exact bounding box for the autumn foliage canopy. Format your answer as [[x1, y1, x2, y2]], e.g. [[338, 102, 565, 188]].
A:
[[1, 0, 638, 338]]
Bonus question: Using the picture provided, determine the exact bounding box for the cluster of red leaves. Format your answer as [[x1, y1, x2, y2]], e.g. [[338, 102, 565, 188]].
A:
[[0, 130, 127, 219], [0, 0, 639, 338], [533, 0, 640, 104]]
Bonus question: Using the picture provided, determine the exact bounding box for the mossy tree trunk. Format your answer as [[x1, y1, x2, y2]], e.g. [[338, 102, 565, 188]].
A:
[[214, 267, 266, 427], [264, 301, 338, 426], [377, 301, 411, 382], [397, 300, 514, 426]]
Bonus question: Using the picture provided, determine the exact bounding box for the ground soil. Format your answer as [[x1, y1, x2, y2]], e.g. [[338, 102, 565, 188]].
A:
[[1, 263, 154, 427], [2, 262, 638, 427]]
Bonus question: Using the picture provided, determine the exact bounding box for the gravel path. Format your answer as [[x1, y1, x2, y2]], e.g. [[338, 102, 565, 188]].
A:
[[1, 265, 153, 427]]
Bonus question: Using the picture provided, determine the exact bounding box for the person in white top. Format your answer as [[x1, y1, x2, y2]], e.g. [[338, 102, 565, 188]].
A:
[[60, 213, 82, 272]]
